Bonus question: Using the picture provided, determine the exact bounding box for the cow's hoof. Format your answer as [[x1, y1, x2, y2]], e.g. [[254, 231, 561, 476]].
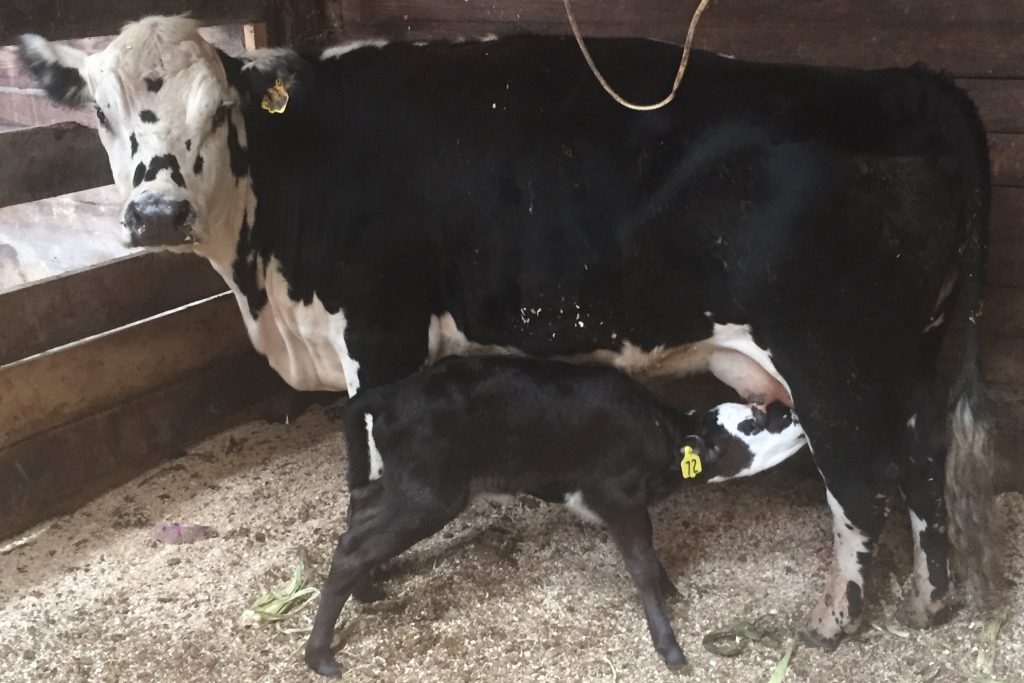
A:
[[351, 582, 387, 603], [896, 596, 956, 630], [798, 627, 842, 651], [660, 646, 687, 670], [305, 648, 343, 678]]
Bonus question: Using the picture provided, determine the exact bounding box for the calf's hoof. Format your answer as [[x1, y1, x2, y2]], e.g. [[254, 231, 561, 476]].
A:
[[660, 646, 687, 670], [351, 581, 388, 603], [305, 648, 343, 678]]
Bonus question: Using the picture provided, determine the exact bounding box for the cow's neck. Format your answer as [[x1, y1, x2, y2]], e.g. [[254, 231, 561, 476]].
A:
[[195, 179, 256, 284]]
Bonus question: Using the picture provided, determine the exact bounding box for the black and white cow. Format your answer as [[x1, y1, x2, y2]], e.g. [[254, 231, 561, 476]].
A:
[[19, 16, 998, 647]]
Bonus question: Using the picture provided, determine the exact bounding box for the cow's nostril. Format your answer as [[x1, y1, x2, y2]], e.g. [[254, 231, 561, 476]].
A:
[[173, 201, 194, 229], [124, 202, 144, 232]]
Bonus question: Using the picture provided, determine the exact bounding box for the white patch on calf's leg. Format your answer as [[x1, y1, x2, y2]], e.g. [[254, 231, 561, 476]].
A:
[[907, 414, 917, 430], [563, 491, 603, 525], [806, 490, 871, 644], [365, 413, 383, 481]]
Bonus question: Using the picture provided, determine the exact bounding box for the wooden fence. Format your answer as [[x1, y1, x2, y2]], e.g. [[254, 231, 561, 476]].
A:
[[1, 0, 1021, 539], [0, 1, 290, 540]]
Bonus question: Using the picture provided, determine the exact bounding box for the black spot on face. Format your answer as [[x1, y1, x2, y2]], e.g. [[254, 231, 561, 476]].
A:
[[143, 154, 186, 188], [144, 76, 163, 93], [193, 154, 204, 175], [129, 133, 138, 157], [140, 110, 158, 123], [185, 139, 192, 151], [133, 162, 146, 188]]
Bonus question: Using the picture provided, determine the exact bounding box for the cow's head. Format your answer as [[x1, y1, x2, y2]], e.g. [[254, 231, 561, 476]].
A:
[[18, 16, 304, 255]]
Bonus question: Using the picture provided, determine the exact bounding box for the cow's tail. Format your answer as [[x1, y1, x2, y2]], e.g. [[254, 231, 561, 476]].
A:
[[931, 72, 1002, 607]]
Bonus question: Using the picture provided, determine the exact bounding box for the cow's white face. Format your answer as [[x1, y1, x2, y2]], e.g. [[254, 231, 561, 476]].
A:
[[19, 17, 249, 253]]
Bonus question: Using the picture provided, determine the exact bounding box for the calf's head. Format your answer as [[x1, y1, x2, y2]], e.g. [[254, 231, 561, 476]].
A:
[[685, 402, 807, 481], [18, 16, 305, 254]]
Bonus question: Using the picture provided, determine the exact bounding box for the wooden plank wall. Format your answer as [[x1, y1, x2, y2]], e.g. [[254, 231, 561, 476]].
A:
[[0, 3, 288, 540], [317, 0, 1024, 487]]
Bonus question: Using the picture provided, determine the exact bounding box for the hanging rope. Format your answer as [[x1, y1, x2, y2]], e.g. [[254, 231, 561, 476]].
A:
[[562, 0, 712, 111]]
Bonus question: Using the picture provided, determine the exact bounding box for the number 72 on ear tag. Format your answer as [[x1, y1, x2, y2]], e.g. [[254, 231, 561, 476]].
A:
[[681, 445, 703, 479]]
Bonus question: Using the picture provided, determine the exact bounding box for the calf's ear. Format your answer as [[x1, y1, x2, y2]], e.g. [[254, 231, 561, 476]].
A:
[[18, 35, 91, 107]]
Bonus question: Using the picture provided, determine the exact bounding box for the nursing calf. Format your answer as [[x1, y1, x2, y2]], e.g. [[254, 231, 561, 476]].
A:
[[304, 357, 806, 677]]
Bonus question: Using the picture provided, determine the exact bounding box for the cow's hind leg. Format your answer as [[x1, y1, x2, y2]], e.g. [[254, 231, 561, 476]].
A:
[[305, 487, 463, 677], [799, 414, 894, 649], [897, 382, 954, 628]]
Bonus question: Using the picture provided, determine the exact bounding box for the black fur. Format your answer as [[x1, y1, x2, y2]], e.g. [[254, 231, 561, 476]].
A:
[[140, 109, 158, 123], [144, 76, 164, 92]]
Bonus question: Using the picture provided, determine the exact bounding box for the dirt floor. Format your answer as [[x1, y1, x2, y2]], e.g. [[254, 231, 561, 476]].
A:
[[1, 405, 1021, 683]]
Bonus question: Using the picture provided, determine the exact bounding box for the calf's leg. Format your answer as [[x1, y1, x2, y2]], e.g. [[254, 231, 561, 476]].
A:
[[305, 489, 463, 677], [346, 484, 387, 603], [587, 494, 686, 669]]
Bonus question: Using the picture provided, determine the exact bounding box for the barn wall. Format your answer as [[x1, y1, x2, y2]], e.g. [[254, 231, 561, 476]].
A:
[[297, 0, 1024, 487]]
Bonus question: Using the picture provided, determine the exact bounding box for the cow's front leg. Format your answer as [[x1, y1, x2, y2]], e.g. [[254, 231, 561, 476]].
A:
[[801, 481, 887, 648], [797, 414, 893, 649]]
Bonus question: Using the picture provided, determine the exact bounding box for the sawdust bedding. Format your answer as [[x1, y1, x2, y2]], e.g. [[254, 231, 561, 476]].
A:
[[1, 406, 1021, 683]]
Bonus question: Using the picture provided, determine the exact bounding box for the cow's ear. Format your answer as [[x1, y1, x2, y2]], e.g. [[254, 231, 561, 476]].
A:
[[18, 35, 91, 107], [227, 48, 310, 114]]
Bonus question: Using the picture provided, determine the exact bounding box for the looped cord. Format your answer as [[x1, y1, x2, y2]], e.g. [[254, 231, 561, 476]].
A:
[[562, 0, 712, 111]]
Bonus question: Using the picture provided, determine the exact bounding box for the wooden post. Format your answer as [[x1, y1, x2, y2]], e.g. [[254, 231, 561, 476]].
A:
[[243, 22, 268, 50]]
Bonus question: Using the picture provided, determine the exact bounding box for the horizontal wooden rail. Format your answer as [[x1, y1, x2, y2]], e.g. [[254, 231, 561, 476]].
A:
[[0, 0, 268, 45], [0, 251, 227, 365], [0, 350, 288, 540], [0, 122, 111, 209], [0, 292, 249, 449], [349, 0, 1024, 30], [337, 0, 1024, 78]]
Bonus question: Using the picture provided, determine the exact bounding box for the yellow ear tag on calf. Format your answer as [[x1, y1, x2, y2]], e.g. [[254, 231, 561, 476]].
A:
[[261, 78, 289, 114], [681, 446, 703, 479]]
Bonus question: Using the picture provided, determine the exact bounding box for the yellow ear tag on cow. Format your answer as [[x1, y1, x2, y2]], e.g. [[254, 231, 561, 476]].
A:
[[681, 446, 703, 479], [261, 78, 289, 114]]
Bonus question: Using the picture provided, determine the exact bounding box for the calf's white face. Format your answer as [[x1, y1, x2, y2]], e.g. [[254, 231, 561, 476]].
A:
[[19, 18, 247, 253]]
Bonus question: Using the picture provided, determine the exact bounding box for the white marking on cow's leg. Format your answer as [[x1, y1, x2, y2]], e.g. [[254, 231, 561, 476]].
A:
[[899, 509, 952, 628], [906, 414, 917, 430], [805, 490, 871, 645], [564, 491, 603, 525], [365, 413, 383, 481]]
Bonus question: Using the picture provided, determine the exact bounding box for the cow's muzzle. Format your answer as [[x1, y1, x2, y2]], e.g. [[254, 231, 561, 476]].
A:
[[124, 195, 196, 247]]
